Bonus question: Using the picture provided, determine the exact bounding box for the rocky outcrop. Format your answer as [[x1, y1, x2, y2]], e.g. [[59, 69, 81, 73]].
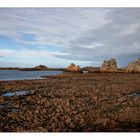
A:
[[126, 58, 140, 73], [34, 65, 48, 70], [20, 65, 48, 71], [65, 63, 82, 73], [100, 58, 117, 72]]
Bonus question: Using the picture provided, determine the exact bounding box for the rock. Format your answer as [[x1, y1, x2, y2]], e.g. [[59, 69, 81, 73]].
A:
[[35, 109, 39, 114], [94, 118, 110, 126], [100, 58, 117, 72], [0, 96, 4, 104], [126, 58, 140, 73], [65, 63, 82, 73], [34, 65, 48, 70], [14, 104, 20, 108]]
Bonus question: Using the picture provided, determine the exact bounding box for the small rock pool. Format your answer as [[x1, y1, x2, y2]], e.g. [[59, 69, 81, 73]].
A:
[[128, 92, 140, 98], [2, 90, 31, 97]]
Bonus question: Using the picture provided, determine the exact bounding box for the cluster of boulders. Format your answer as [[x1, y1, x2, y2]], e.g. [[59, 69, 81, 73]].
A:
[[1, 71, 140, 132], [100, 58, 140, 73], [126, 58, 140, 73], [68, 58, 140, 73], [66, 59, 118, 73]]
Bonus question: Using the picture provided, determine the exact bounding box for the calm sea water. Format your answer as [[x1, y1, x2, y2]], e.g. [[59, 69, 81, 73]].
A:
[[0, 70, 62, 81]]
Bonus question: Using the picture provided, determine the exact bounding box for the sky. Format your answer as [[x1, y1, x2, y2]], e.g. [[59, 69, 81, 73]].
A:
[[0, 8, 140, 68]]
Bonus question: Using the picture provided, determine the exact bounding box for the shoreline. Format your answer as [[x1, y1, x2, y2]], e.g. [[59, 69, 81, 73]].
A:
[[0, 67, 65, 71], [0, 69, 63, 81]]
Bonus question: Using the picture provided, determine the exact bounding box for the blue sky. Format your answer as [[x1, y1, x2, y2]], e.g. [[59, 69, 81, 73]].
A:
[[0, 8, 140, 68]]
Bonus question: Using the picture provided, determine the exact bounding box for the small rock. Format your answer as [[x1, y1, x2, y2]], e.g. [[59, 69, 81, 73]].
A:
[[126, 58, 140, 73], [0, 96, 4, 104]]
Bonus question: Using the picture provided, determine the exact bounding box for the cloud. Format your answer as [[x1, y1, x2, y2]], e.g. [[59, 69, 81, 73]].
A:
[[52, 8, 140, 66], [0, 49, 69, 58], [0, 8, 110, 47], [0, 8, 140, 67]]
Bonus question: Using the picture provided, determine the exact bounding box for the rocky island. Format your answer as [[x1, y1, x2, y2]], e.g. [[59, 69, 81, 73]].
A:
[[0, 65, 65, 71]]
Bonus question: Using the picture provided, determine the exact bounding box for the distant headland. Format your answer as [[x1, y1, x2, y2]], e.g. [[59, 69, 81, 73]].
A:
[[0, 58, 140, 73]]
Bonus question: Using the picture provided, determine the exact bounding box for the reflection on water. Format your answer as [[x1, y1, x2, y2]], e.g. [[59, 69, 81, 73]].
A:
[[2, 90, 31, 97]]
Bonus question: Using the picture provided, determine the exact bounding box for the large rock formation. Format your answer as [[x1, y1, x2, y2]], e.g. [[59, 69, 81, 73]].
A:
[[100, 58, 117, 72], [126, 58, 140, 73], [34, 65, 48, 70], [65, 63, 82, 72]]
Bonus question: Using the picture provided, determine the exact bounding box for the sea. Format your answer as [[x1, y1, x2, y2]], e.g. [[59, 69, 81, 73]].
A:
[[0, 70, 62, 81]]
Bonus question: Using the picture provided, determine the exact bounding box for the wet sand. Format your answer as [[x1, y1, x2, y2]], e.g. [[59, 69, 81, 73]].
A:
[[0, 72, 140, 132]]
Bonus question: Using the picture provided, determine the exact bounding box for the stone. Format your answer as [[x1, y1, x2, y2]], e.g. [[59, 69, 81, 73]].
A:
[[35, 109, 39, 114], [100, 58, 117, 72], [0, 96, 4, 104], [126, 58, 140, 73], [65, 63, 82, 73]]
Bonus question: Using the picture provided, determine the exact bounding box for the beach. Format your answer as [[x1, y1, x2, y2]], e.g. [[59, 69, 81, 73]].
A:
[[0, 72, 140, 132]]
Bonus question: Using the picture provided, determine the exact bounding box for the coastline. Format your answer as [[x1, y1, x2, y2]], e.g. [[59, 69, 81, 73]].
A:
[[0, 67, 65, 71], [0, 72, 140, 132]]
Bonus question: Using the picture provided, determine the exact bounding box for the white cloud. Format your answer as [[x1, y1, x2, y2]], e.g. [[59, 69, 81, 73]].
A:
[[0, 49, 69, 58], [0, 8, 110, 47], [0, 49, 16, 56], [0, 8, 140, 67], [118, 23, 140, 36]]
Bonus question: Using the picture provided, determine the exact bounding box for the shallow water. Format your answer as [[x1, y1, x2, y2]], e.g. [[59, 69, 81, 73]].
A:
[[0, 105, 4, 109], [128, 92, 140, 98], [0, 70, 62, 81], [2, 90, 31, 97]]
